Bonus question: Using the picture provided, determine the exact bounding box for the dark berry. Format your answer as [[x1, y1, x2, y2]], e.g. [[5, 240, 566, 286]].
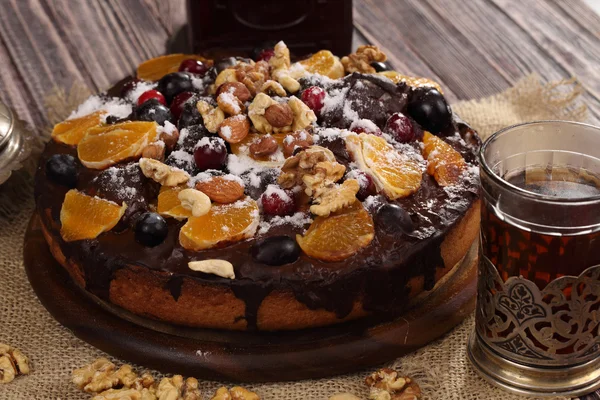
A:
[[135, 99, 172, 125], [347, 170, 376, 201], [177, 100, 202, 129], [170, 91, 195, 121], [193, 137, 227, 171], [256, 49, 275, 62], [45, 154, 78, 188], [301, 86, 326, 114], [251, 236, 301, 266], [260, 185, 295, 216], [120, 78, 141, 98], [137, 89, 166, 106], [350, 120, 382, 136], [407, 88, 452, 134], [370, 61, 390, 72], [156, 72, 194, 103], [135, 212, 168, 247], [178, 59, 209, 76], [385, 112, 415, 143], [375, 204, 414, 235]]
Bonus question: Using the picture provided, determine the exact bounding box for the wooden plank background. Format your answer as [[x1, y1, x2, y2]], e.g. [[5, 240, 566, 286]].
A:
[[1, 0, 599, 131]]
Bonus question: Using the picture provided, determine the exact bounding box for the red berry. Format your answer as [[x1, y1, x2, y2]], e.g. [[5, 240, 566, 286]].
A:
[[347, 170, 376, 201], [170, 91, 195, 120], [193, 137, 227, 171], [137, 90, 166, 106], [179, 59, 209, 76], [301, 86, 326, 113], [256, 49, 275, 62], [261, 185, 295, 216], [350, 120, 382, 136], [121, 78, 141, 98], [385, 112, 414, 143]]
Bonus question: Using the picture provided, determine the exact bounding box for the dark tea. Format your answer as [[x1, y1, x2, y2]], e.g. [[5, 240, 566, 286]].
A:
[[482, 165, 600, 288], [469, 121, 600, 396]]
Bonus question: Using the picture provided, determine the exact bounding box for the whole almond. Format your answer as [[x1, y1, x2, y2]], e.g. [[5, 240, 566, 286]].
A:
[[196, 176, 245, 204], [219, 115, 250, 144], [249, 135, 279, 157], [216, 82, 252, 103], [264, 103, 294, 128], [217, 92, 245, 115]]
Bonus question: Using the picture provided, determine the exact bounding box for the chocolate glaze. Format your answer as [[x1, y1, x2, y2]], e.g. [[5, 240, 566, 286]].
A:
[[35, 76, 480, 330]]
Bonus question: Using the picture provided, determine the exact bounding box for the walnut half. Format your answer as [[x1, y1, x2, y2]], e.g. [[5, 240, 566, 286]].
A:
[[365, 368, 422, 400], [0, 343, 29, 384], [341, 45, 387, 74]]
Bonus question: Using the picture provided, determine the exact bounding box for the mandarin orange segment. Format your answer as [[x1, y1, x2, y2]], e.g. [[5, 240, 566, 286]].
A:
[[60, 189, 126, 242], [137, 54, 210, 81], [348, 133, 422, 200], [299, 50, 345, 79], [51, 111, 106, 145], [179, 197, 259, 251], [422, 131, 466, 186], [157, 186, 193, 220], [296, 202, 374, 262], [77, 121, 158, 169], [377, 71, 443, 93]]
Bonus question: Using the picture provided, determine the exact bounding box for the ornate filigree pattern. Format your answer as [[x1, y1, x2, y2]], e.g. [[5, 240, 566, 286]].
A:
[[476, 251, 600, 366]]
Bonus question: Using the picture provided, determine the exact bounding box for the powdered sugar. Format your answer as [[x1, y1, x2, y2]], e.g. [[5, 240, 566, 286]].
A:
[[68, 95, 132, 122], [194, 136, 225, 150], [126, 81, 156, 103], [261, 184, 291, 203], [257, 212, 313, 235], [158, 120, 177, 138], [217, 92, 241, 114]]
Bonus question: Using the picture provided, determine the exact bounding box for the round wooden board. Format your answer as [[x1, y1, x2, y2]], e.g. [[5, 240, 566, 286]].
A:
[[24, 213, 477, 382]]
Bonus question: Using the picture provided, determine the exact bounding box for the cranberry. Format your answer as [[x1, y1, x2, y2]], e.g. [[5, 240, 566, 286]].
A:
[[347, 170, 376, 201], [350, 120, 382, 136], [256, 49, 275, 62], [120, 78, 141, 98], [407, 88, 452, 134], [170, 91, 195, 121], [375, 204, 414, 236], [260, 185, 295, 216], [385, 112, 415, 143], [250, 236, 301, 266], [301, 86, 326, 114], [137, 89, 166, 106], [193, 137, 227, 171], [178, 59, 209, 76]]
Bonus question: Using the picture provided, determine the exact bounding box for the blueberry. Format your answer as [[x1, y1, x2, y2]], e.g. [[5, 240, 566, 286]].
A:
[[135, 99, 172, 125], [45, 154, 78, 188], [156, 72, 194, 103], [375, 204, 414, 235], [406, 87, 452, 134], [250, 236, 301, 266], [134, 212, 168, 247], [177, 100, 202, 130], [371, 61, 390, 72]]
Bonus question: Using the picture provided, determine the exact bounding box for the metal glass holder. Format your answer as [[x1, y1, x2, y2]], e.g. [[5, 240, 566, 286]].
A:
[[0, 101, 32, 183]]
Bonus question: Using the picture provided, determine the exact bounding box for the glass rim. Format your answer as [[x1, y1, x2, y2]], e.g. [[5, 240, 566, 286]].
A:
[[480, 120, 600, 204]]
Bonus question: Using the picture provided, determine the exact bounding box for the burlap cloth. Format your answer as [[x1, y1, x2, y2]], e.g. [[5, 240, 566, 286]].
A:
[[0, 74, 589, 400]]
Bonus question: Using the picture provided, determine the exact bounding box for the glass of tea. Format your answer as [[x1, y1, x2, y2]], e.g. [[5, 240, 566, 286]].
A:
[[468, 121, 600, 396]]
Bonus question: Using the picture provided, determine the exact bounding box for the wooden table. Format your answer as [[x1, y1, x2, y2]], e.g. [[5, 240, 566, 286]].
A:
[[0, 0, 599, 131]]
